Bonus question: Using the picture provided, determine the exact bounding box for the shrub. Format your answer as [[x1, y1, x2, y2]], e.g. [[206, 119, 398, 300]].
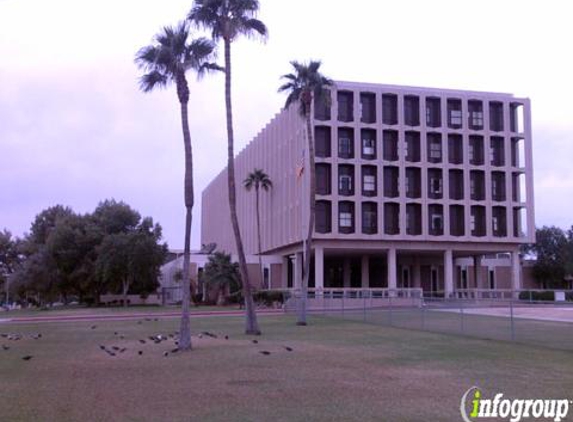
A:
[[83, 297, 96, 306], [226, 291, 243, 305], [253, 290, 286, 307], [518, 291, 555, 301]]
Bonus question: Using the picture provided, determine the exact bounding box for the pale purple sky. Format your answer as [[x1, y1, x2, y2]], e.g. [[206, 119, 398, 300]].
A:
[[1, 0, 572, 249]]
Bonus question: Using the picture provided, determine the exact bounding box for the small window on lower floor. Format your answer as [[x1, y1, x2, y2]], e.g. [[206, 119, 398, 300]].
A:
[[429, 205, 444, 236], [361, 130, 376, 159], [340, 213, 352, 227], [339, 175, 353, 194], [315, 201, 332, 233], [431, 215, 443, 233], [338, 202, 355, 234], [362, 202, 377, 234], [363, 175, 376, 193]]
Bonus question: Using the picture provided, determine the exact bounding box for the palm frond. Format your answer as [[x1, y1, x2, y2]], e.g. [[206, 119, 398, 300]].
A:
[[188, 0, 266, 42], [284, 90, 302, 110], [277, 81, 296, 93], [134, 45, 161, 70], [244, 168, 272, 192], [139, 71, 169, 93], [278, 59, 332, 116], [230, 0, 260, 15], [189, 37, 216, 59], [184, 37, 217, 75], [238, 18, 268, 40], [308, 60, 321, 74], [280, 73, 297, 82], [188, 0, 225, 40], [197, 62, 224, 79], [136, 21, 217, 94], [243, 177, 254, 191]]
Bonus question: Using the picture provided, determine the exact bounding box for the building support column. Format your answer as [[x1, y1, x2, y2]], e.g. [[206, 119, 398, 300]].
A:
[[294, 252, 303, 290], [361, 255, 370, 288], [511, 250, 522, 294], [444, 249, 454, 298], [413, 261, 421, 288], [388, 248, 397, 291], [282, 256, 289, 289], [473, 255, 482, 290], [315, 247, 324, 291], [343, 258, 351, 288]]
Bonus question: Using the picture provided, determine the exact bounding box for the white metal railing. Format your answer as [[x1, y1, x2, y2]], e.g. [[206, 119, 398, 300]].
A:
[[449, 289, 514, 300], [288, 287, 424, 299], [428, 289, 573, 302]]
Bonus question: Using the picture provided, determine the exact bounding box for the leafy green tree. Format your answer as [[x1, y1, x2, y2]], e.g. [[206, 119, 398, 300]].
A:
[[11, 247, 59, 305], [13, 208, 84, 304], [202, 252, 241, 305], [28, 205, 74, 248], [12, 201, 167, 306], [93, 199, 140, 235], [529, 226, 569, 288], [565, 227, 573, 284], [278, 60, 332, 325], [45, 213, 102, 303], [243, 169, 272, 289], [136, 22, 217, 350], [97, 234, 131, 304], [96, 219, 166, 307], [0, 230, 23, 302], [189, 0, 267, 336]]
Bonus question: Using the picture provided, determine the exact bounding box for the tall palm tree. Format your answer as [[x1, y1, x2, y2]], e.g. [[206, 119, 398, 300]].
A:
[[243, 169, 272, 289], [278, 60, 333, 325], [188, 0, 267, 335], [135, 22, 217, 350]]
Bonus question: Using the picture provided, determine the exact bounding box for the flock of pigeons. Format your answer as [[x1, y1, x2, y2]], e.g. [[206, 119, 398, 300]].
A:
[[1, 317, 294, 361], [0, 332, 40, 360]]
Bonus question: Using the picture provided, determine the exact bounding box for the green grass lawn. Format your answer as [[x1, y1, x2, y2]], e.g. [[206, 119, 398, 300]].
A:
[[333, 306, 573, 351], [1, 314, 572, 422]]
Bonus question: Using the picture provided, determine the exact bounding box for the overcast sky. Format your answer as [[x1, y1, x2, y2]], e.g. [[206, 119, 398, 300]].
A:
[[1, 0, 572, 249]]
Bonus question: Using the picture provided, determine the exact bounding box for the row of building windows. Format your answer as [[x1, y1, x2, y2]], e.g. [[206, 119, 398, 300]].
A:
[[316, 164, 525, 202], [315, 91, 524, 133], [316, 202, 525, 238], [315, 127, 524, 167]]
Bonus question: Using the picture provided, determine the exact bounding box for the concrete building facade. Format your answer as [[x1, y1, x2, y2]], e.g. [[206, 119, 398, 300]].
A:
[[201, 81, 535, 296]]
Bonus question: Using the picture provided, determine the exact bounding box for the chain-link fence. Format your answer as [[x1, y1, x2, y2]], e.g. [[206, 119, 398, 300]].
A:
[[286, 290, 573, 352]]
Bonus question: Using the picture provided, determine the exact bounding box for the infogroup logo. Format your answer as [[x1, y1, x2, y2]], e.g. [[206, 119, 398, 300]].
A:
[[460, 387, 571, 422]]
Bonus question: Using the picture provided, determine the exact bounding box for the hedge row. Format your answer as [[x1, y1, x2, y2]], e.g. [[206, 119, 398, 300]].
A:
[[518, 291, 573, 301]]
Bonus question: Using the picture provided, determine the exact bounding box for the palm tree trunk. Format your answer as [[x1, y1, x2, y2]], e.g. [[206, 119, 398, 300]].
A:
[[178, 96, 194, 351], [255, 187, 265, 289], [298, 110, 316, 325], [224, 38, 261, 335]]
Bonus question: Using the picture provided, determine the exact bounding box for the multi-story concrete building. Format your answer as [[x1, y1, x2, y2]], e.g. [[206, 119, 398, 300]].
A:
[[201, 81, 535, 296]]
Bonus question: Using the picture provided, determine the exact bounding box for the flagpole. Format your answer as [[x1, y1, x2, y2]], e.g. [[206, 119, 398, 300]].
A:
[[301, 147, 307, 290], [301, 142, 308, 321]]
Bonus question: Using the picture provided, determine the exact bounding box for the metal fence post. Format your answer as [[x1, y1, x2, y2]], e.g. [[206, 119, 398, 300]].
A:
[[510, 297, 515, 341], [342, 292, 345, 318], [460, 299, 465, 334], [363, 294, 366, 322], [389, 294, 393, 326]]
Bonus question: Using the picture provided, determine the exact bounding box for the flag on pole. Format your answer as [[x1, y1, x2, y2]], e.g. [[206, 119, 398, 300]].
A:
[[296, 149, 305, 180]]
